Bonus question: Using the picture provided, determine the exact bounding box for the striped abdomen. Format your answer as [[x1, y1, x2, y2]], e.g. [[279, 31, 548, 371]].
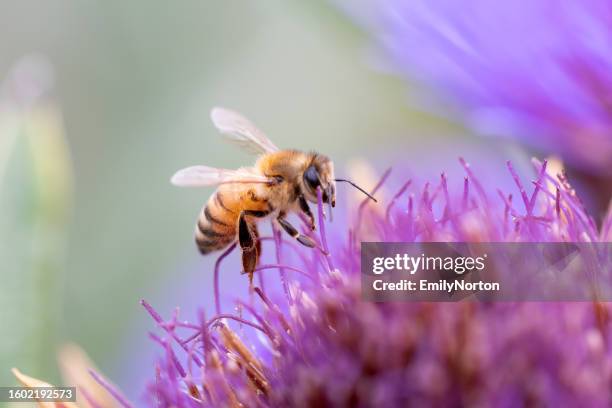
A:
[[195, 191, 238, 254]]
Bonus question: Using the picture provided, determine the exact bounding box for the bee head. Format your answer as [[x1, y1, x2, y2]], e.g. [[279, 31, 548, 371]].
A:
[[302, 154, 336, 208]]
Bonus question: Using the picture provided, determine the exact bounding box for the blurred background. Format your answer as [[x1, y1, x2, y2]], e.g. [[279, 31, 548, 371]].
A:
[[0, 0, 533, 400]]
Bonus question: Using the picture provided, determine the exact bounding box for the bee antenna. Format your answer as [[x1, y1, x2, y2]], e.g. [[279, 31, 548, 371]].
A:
[[335, 179, 378, 202]]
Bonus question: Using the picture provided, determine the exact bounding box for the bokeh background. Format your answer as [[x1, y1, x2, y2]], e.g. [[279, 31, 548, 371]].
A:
[[0, 0, 531, 400]]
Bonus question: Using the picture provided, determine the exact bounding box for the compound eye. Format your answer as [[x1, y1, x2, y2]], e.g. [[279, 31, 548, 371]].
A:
[[304, 165, 319, 190]]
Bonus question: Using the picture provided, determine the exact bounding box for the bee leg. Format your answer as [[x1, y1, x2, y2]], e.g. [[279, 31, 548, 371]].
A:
[[238, 210, 269, 280], [277, 215, 317, 248], [299, 196, 316, 231]]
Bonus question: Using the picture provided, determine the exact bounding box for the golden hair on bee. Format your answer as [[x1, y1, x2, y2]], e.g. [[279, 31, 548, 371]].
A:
[[171, 107, 376, 282]]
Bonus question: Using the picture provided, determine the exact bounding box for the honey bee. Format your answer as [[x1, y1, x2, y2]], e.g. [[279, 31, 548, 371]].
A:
[[171, 107, 376, 281]]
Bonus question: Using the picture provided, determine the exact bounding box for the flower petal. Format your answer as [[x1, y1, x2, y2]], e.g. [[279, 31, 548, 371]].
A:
[[11, 368, 79, 408]]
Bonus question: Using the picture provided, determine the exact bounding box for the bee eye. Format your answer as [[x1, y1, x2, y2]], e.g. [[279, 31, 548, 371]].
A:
[[304, 165, 319, 190]]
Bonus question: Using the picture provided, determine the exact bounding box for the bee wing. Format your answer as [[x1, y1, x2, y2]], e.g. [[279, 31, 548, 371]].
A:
[[210, 107, 280, 155], [171, 165, 272, 187]]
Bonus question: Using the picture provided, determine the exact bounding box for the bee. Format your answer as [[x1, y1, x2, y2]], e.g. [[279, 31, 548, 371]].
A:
[[171, 107, 376, 281]]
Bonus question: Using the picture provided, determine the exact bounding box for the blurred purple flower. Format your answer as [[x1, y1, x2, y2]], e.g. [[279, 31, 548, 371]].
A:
[[138, 158, 612, 407], [339, 0, 612, 176]]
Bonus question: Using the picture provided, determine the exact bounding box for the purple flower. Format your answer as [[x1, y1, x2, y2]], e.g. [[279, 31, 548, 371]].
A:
[[339, 0, 612, 176], [140, 158, 612, 407]]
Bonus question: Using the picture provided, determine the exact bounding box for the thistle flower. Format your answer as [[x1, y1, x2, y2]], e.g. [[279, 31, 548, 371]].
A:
[[14, 158, 611, 406], [337, 0, 612, 178], [140, 158, 612, 407]]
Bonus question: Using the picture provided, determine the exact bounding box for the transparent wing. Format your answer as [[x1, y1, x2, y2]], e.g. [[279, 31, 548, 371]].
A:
[[171, 165, 271, 187], [210, 107, 279, 155]]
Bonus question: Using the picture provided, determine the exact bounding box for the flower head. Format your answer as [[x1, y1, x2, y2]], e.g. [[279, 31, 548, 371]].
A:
[[339, 0, 612, 176], [143, 158, 612, 407]]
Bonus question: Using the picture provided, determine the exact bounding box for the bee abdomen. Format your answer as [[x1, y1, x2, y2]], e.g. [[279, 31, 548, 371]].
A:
[[194, 202, 236, 254]]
